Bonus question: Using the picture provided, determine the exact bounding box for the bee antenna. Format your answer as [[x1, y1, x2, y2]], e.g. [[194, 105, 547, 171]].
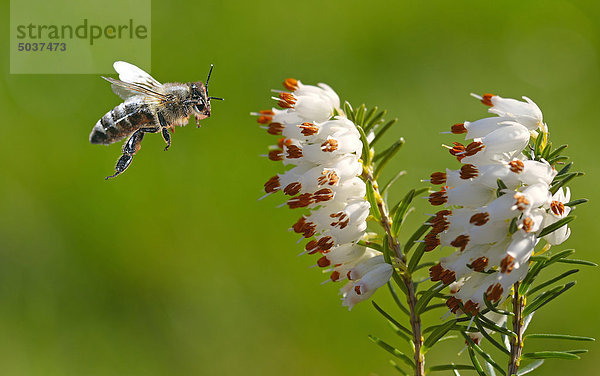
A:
[[205, 64, 214, 90], [208, 97, 224, 101]]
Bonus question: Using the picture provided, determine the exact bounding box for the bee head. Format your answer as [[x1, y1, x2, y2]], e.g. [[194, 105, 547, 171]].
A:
[[190, 81, 210, 119]]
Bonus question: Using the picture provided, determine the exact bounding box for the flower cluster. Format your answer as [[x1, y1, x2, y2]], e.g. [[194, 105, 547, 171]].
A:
[[426, 94, 572, 316], [255, 79, 392, 309]]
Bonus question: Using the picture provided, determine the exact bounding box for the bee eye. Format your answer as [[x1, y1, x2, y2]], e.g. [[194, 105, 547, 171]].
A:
[[195, 103, 205, 112]]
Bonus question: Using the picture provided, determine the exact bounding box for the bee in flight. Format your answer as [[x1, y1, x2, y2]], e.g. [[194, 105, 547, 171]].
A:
[[90, 61, 223, 179]]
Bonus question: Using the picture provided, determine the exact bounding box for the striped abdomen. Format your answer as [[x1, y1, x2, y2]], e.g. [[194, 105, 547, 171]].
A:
[[89, 98, 155, 145]]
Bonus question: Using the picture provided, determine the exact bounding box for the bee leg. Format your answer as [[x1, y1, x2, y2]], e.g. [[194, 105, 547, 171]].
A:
[[105, 129, 145, 180], [157, 112, 172, 151], [161, 127, 171, 151]]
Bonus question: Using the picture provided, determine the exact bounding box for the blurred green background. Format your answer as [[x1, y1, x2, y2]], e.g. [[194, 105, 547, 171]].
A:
[[1, 0, 599, 375]]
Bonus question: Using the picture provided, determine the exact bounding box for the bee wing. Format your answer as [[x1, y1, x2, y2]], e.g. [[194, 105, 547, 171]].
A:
[[113, 61, 162, 90], [101, 76, 167, 103]]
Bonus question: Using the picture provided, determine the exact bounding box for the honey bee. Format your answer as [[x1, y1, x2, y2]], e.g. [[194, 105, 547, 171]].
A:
[[90, 61, 223, 179]]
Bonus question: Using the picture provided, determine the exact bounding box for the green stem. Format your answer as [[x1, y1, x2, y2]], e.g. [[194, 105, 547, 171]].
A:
[[508, 282, 524, 375], [362, 168, 424, 376]]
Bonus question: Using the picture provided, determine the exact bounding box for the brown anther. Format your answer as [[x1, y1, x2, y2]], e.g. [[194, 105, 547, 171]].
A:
[[429, 263, 456, 285], [465, 141, 485, 156], [451, 235, 470, 251], [305, 240, 318, 251], [551, 201, 565, 216], [481, 93, 494, 106], [317, 256, 331, 267], [435, 210, 452, 219], [509, 160, 525, 173], [257, 115, 272, 124], [463, 300, 480, 315], [267, 122, 284, 135], [430, 172, 447, 185], [522, 217, 534, 233], [264, 175, 281, 193], [283, 182, 302, 196], [470, 257, 488, 272], [446, 296, 462, 313], [292, 217, 306, 233], [313, 188, 334, 203], [428, 190, 448, 206], [321, 139, 339, 152], [317, 170, 340, 186], [424, 231, 441, 252], [268, 149, 283, 161], [431, 218, 450, 234], [286, 144, 303, 159], [469, 212, 490, 226], [449, 142, 466, 157], [429, 263, 443, 280], [277, 137, 293, 148], [330, 212, 349, 229], [278, 92, 296, 108], [259, 110, 275, 115], [514, 194, 530, 211], [451, 123, 467, 134], [288, 193, 314, 209], [486, 283, 504, 303], [330, 271, 341, 281], [283, 78, 299, 91], [460, 164, 479, 179], [315, 236, 334, 252], [354, 285, 363, 295], [500, 255, 515, 273], [299, 122, 319, 136]]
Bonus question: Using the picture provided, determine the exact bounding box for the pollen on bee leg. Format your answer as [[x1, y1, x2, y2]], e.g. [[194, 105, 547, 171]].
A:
[[451, 123, 467, 134], [430, 172, 447, 185], [283, 78, 299, 91]]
